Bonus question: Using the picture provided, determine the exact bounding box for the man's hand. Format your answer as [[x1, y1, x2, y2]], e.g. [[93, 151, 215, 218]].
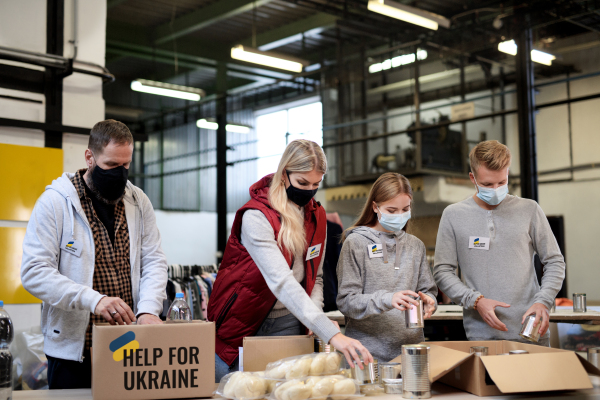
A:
[[419, 291, 436, 318], [476, 298, 510, 331], [391, 290, 420, 311], [138, 314, 163, 325], [94, 297, 136, 325], [522, 303, 549, 335]]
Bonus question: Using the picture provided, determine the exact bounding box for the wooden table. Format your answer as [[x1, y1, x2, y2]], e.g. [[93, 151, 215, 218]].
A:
[[326, 306, 600, 326], [12, 377, 600, 399]]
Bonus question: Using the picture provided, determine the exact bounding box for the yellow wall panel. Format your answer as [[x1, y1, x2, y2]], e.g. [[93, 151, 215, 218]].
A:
[[0, 227, 41, 304], [0, 143, 63, 221]]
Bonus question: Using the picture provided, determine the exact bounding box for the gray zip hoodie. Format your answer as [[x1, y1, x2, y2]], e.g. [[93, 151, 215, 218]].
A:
[[336, 226, 438, 362], [20, 173, 168, 362]]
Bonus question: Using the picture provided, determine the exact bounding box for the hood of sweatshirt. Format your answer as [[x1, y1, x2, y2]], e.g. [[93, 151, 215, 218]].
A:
[[346, 225, 406, 244]]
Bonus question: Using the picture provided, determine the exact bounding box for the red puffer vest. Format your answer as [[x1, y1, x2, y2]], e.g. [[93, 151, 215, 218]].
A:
[[207, 174, 327, 365]]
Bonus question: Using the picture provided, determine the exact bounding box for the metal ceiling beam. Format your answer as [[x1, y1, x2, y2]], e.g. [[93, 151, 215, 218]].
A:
[[153, 0, 274, 45], [239, 12, 337, 50]]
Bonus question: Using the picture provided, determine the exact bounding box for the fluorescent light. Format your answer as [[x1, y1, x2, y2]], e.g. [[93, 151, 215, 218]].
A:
[[130, 79, 204, 101], [196, 119, 252, 134], [498, 40, 557, 66], [531, 49, 557, 66], [367, 0, 450, 30], [231, 45, 309, 73], [498, 40, 517, 56], [369, 49, 428, 74]]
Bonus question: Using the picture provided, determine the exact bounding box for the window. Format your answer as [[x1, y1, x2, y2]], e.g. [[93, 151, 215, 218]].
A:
[[255, 101, 323, 180]]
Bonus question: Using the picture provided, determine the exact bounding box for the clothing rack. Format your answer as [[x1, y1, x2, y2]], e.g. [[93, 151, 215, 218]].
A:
[[167, 264, 218, 279], [162, 264, 219, 321]]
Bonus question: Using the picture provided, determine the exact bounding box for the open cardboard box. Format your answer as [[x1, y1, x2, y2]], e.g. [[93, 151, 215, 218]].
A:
[[92, 321, 215, 400], [242, 335, 314, 372], [391, 340, 600, 397]]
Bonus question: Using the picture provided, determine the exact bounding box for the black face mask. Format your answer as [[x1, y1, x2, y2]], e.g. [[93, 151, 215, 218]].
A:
[[285, 170, 318, 207], [91, 163, 129, 201]]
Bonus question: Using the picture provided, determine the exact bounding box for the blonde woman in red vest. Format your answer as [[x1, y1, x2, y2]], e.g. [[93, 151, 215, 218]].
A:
[[208, 139, 373, 381]]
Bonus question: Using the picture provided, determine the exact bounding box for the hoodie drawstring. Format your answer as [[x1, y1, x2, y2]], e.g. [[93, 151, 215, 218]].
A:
[[379, 232, 389, 264], [66, 196, 76, 239]]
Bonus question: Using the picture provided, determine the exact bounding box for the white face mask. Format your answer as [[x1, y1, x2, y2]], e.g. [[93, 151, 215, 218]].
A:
[[473, 176, 508, 206], [377, 205, 411, 231]]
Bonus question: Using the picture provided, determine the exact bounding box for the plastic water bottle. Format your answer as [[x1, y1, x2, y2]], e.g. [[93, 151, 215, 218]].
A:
[[0, 301, 13, 400], [166, 293, 192, 323]]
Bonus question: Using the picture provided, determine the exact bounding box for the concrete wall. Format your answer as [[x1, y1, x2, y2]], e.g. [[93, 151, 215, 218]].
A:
[[0, 0, 107, 332]]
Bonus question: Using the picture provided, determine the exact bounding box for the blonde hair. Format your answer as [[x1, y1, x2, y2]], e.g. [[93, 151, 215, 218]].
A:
[[269, 140, 327, 257], [469, 140, 511, 176], [343, 172, 413, 241]]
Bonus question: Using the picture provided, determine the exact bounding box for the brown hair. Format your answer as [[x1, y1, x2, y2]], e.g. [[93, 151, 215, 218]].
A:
[[469, 140, 511, 176], [88, 119, 133, 155], [343, 172, 413, 241]]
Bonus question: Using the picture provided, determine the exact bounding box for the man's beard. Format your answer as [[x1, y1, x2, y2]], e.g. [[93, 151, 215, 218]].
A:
[[84, 165, 126, 205]]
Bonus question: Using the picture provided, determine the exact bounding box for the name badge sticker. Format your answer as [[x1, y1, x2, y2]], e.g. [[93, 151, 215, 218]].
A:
[[61, 237, 83, 257], [368, 243, 384, 259], [469, 236, 490, 251], [306, 243, 322, 261]]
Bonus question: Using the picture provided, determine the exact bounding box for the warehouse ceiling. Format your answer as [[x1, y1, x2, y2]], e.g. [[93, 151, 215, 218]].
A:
[[104, 0, 600, 114]]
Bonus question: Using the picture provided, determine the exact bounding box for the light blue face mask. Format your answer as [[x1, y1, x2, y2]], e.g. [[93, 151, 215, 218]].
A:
[[473, 176, 508, 206], [377, 206, 411, 232]]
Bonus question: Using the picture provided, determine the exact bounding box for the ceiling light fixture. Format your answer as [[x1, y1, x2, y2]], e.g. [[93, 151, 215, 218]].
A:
[[369, 49, 428, 73], [367, 0, 450, 30], [498, 40, 556, 66], [196, 119, 252, 134], [130, 79, 205, 101], [230, 45, 309, 73]]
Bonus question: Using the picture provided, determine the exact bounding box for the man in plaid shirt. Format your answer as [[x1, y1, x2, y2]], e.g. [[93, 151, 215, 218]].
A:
[[21, 120, 168, 389]]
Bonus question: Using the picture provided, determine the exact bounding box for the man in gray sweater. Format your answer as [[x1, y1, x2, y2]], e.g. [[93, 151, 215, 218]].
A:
[[433, 140, 565, 345]]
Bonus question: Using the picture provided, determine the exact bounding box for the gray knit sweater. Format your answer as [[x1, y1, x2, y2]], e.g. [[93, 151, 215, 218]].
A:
[[337, 227, 438, 362], [433, 195, 566, 341]]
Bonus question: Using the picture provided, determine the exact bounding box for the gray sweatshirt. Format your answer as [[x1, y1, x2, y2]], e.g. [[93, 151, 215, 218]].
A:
[[337, 227, 438, 362], [433, 195, 566, 341], [240, 210, 340, 343]]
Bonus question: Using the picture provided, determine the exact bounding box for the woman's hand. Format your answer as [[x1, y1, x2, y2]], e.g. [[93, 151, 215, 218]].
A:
[[391, 290, 420, 311], [308, 320, 340, 337], [329, 333, 373, 370], [419, 291, 436, 318]]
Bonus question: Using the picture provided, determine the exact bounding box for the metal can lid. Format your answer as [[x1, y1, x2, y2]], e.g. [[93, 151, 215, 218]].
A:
[[402, 344, 430, 355], [509, 350, 529, 354], [573, 293, 587, 296], [588, 347, 600, 354]]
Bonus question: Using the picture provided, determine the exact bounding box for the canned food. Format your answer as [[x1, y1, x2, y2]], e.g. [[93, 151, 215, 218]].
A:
[[384, 379, 403, 394], [519, 314, 541, 343], [315, 337, 336, 353], [405, 297, 424, 329], [469, 346, 488, 356], [351, 358, 379, 384], [379, 362, 401, 384], [509, 350, 529, 355], [573, 293, 587, 313], [401, 344, 431, 399], [588, 347, 600, 369]]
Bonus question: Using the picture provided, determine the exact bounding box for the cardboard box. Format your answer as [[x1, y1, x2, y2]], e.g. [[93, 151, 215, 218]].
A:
[[242, 335, 314, 372], [391, 340, 600, 397], [92, 321, 215, 400]]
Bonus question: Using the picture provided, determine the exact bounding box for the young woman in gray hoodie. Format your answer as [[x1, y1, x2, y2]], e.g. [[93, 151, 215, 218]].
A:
[[336, 172, 438, 362]]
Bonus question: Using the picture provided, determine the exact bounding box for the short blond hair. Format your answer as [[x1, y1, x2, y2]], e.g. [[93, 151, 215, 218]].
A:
[[469, 140, 511, 175]]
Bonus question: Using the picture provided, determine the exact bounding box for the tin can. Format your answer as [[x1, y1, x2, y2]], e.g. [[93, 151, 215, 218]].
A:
[[379, 362, 402, 384], [405, 297, 424, 329], [588, 347, 600, 369], [550, 302, 556, 313], [384, 379, 403, 394], [509, 350, 529, 355], [316, 337, 336, 353], [401, 344, 431, 399], [573, 293, 587, 313], [519, 314, 541, 343], [352, 358, 379, 385], [469, 346, 488, 356]]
